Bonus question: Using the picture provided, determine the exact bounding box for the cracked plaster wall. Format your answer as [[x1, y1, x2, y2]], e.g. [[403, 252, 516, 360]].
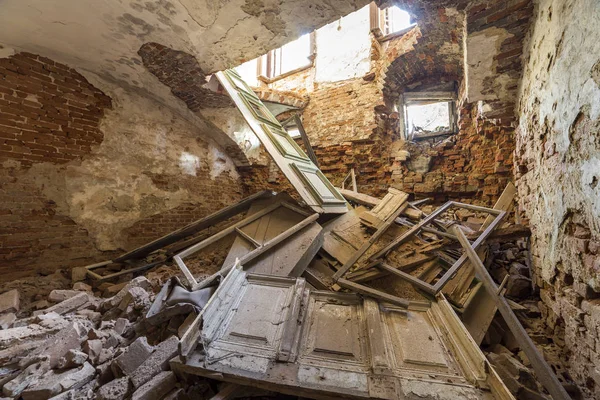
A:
[[515, 0, 600, 395], [0, 49, 242, 278], [0, 0, 370, 113]]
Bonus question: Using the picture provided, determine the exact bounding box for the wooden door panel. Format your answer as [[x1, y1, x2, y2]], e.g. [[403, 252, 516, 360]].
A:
[[216, 69, 347, 214]]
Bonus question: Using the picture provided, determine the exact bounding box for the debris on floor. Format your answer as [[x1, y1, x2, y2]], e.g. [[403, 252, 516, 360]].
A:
[[0, 75, 576, 400], [0, 182, 576, 400]]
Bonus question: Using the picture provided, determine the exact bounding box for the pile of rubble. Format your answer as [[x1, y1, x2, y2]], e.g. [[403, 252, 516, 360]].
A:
[[0, 183, 578, 400], [0, 273, 185, 400]]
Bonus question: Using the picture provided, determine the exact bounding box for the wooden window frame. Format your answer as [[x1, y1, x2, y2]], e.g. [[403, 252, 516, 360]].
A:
[[400, 91, 459, 140], [257, 32, 316, 83], [369, 2, 416, 42]]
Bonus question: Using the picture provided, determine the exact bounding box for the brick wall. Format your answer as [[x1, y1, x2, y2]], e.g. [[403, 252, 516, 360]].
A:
[[0, 52, 112, 165], [0, 52, 244, 279], [393, 100, 515, 204], [0, 52, 114, 278], [240, 2, 525, 205], [514, 0, 600, 395]]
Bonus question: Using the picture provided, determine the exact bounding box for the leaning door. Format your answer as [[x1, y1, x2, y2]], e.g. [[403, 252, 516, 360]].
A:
[[216, 69, 347, 214]]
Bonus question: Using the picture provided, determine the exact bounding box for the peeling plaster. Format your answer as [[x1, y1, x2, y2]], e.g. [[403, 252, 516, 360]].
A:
[[0, 0, 369, 119], [19, 82, 241, 251], [465, 26, 513, 102], [516, 0, 600, 286], [200, 107, 267, 164]]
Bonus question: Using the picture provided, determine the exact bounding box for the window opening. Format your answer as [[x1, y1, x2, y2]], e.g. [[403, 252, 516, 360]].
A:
[[402, 91, 457, 140], [382, 6, 413, 36], [286, 127, 301, 139], [260, 34, 312, 80]]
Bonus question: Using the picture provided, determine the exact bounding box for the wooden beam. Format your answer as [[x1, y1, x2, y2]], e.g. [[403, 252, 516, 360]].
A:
[[337, 278, 409, 308], [452, 227, 570, 400], [480, 182, 516, 231], [114, 191, 272, 262], [332, 194, 409, 281]]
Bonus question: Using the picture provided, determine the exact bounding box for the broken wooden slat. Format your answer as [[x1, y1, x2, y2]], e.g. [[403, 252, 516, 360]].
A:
[[479, 182, 516, 231], [209, 383, 244, 400], [369, 201, 454, 261], [360, 188, 407, 229], [178, 261, 243, 360], [337, 278, 410, 308], [332, 192, 409, 281], [114, 190, 272, 262], [88, 260, 164, 282], [452, 226, 570, 400], [346, 254, 435, 283]]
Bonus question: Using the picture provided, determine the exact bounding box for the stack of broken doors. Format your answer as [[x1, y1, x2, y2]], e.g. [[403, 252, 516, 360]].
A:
[[99, 70, 566, 399], [165, 185, 510, 399]]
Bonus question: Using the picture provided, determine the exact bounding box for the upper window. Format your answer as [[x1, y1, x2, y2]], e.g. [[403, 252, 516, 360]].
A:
[[259, 34, 313, 80], [370, 3, 415, 40], [286, 127, 301, 139], [382, 6, 413, 36], [402, 91, 457, 140]]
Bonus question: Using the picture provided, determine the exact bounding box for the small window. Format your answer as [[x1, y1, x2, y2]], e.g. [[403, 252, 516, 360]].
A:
[[260, 34, 312, 79], [402, 91, 457, 139], [382, 6, 413, 36], [370, 3, 415, 39]]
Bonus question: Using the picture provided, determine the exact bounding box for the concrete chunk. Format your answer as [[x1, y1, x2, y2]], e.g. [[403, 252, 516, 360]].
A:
[[0, 313, 16, 329], [72, 282, 92, 292], [103, 277, 151, 310], [21, 362, 95, 400], [83, 339, 103, 365], [0, 323, 61, 348], [2, 361, 50, 398], [112, 336, 153, 377], [0, 289, 20, 314], [130, 336, 178, 388], [48, 290, 81, 303], [31, 322, 85, 368], [71, 267, 88, 282], [33, 292, 90, 316], [58, 349, 89, 369], [96, 377, 131, 400], [131, 371, 176, 400]]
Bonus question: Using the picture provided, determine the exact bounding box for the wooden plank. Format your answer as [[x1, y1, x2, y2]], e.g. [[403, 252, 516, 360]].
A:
[[294, 115, 319, 167], [114, 191, 272, 262], [177, 202, 282, 259], [480, 182, 516, 231], [332, 193, 409, 281], [337, 278, 409, 308], [370, 201, 454, 261], [277, 279, 307, 362], [209, 383, 244, 400], [462, 284, 497, 345], [346, 254, 435, 283], [452, 226, 570, 400], [376, 263, 436, 294]]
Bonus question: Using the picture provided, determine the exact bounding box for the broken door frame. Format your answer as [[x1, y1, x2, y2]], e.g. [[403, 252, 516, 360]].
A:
[[366, 201, 506, 296], [331, 202, 505, 306], [172, 201, 319, 291]]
